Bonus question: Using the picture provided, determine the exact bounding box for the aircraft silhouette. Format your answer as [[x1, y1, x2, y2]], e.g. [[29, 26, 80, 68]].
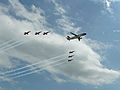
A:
[[68, 59, 73, 62], [68, 55, 74, 58], [67, 32, 86, 41], [35, 31, 42, 35], [69, 51, 75, 54], [24, 31, 31, 35], [43, 31, 50, 35]]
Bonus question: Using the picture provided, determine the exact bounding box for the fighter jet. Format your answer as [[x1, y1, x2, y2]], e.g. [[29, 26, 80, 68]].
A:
[[35, 31, 42, 35], [43, 31, 50, 35], [66, 32, 86, 41], [24, 31, 31, 35], [68, 59, 73, 62], [68, 55, 74, 58], [69, 51, 75, 54]]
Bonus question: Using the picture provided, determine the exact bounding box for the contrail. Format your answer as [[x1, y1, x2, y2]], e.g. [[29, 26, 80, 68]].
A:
[[2, 41, 25, 51], [0, 40, 26, 54], [0, 39, 15, 48], [12, 60, 66, 79], [0, 38, 30, 54], [0, 40, 22, 50], [6, 57, 66, 77], [1, 53, 67, 75]]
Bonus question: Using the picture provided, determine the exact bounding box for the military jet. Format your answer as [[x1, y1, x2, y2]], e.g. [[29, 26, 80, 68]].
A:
[[35, 31, 42, 35], [68, 55, 74, 58], [69, 51, 75, 54], [43, 31, 50, 35], [24, 31, 31, 35], [66, 32, 86, 41], [68, 59, 73, 62]]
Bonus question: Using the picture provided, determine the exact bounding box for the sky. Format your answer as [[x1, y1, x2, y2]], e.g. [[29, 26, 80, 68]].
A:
[[0, 0, 120, 90]]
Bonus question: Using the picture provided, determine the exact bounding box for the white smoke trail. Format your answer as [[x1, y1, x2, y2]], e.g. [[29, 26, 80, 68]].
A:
[[6, 57, 66, 77], [0, 40, 27, 54], [0, 39, 15, 48], [0, 40, 22, 50], [12, 60, 66, 79], [1, 53, 67, 75]]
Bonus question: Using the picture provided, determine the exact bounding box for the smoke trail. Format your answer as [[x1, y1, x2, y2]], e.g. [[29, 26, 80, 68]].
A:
[[0, 40, 26, 54], [6, 57, 66, 77], [12, 60, 66, 79], [1, 53, 67, 75], [0, 40, 22, 50], [0, 39, 15, 48]]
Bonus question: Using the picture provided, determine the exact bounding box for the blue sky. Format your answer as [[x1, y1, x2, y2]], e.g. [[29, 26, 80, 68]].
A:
[[0, 0, 120, 90]]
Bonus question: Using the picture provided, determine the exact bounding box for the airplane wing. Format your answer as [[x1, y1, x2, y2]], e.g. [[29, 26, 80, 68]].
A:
[[70, 32, 77, 36]]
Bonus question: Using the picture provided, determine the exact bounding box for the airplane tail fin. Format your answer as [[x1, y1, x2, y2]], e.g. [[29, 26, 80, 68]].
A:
[[81, 33, 86, 36], [66, 36, 70, 40]]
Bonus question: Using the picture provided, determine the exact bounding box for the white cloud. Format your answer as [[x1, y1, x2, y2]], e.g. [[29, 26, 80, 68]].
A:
[[109, 0, 120, 1], [51, 75, 66, 83], [113, 30, 120, 32], [104, 0, 113, 14], [0, 0, 120, 86], [0, 53, 13, 68], [51, 0, 66, 15], [91, 0, 113, 13], [51, 0, 81, 35], [91, 0, 120, 14], [91, 0, 120, 3]]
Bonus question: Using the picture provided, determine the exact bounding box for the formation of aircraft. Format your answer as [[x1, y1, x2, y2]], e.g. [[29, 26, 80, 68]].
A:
[[24, 31, 87, 62], [66, 32, 87, 61], [24, 31, 86, 42], [66, 32, 86, 41], [43, 31, 50, 35], [68, 51, 75, 62], [24, 31, 50, 35]]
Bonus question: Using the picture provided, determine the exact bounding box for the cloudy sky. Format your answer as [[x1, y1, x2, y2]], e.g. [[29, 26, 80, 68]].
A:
[[0, 0, 120, 90]]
